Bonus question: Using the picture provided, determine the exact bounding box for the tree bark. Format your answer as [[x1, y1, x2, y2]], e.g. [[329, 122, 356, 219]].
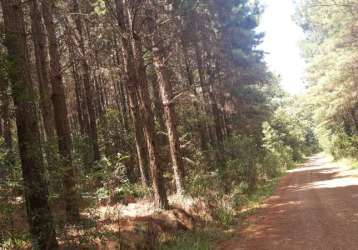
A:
[[114, 0, 168, 209], [149, 65, 167, 146], [181, 37, 208, 150], [72, 0, 100, 162], [0, 71, 12, 149], [127, 85, 150, 187], [1, 0, 58, 248], [66, 30, 89, 136], [42, 0, 80, 221], [116, 38, 149, 186], [151, 43, 185, 195], [194, 41, 216, 147], [29, 0, 57, 165], [146, 6, 185, 194]]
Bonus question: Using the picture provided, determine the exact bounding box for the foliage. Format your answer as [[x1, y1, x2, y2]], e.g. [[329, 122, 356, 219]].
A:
[[215, 202, 235, 227], [220, 134, 262, 191], [262, 96, 320, 172], [157, 229, 219, 250], [296, 0, 358, 159], [0, 0, 336, 248], [158, 171, 281, 250], [98, 109, 134, 160]]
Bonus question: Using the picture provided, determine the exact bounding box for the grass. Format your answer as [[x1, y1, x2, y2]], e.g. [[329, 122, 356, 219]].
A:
[[247, 178, 279, 204], [0, 231, 31, 250], [351, 160, 358, 169], [238, 177, 279, 219], [156, 228, 222, 250]]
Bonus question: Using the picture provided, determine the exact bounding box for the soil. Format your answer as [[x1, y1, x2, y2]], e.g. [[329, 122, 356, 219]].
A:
[[220, 154, 358, 250]]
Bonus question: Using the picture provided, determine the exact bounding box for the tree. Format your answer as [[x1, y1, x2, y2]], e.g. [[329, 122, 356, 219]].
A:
[[296, 0, 358, 159], [147, 0, 185, 195], [71, 0, 101, 163], [0, 55, 12, 150], [0, 0, 58, 248], [29, 0, 56, 163], [41, 0, 80, 221], [114, 0, 169, 209]]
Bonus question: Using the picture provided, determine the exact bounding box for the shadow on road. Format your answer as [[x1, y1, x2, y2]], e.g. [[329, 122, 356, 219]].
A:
[[220, 154, 358, 250]]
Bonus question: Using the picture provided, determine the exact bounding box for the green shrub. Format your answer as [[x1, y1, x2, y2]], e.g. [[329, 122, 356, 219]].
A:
[[157, 230, 217, 250], [216, 205, 235, 227]]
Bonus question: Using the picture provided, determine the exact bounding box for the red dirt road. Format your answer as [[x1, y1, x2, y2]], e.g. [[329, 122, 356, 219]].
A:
[[220, 154, 358, 250]]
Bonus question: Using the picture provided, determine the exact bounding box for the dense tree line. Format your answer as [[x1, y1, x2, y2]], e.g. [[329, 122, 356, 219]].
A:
[[296, 0, 358, 159], [0, 0, 318, 248]]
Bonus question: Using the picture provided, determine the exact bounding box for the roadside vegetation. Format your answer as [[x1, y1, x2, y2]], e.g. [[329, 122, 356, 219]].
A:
[[157, 176, 281, 250], [0, 0, 357, 249]]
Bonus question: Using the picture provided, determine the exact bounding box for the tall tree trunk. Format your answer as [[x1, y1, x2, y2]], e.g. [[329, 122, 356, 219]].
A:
[[194, 42, 216, 147], [127, 85, 150, 187], [118, 80, 129, 130], [136, 68, 169, 208], [144, 4, 185, 194], [1, 0, 58, 248], [29, 0, 57, 164], [132, 36, 169, 208], [113, 43, 130, 131], [42, 0, 80, 221], [66, 31, 89, 136], [93, 49, 107, 115], [202, 40, 224, 147], [112, 47, 139, 182], [151, 37, 185, 195], [117, 43, 148, 186], [181, 37, 208, 150], [72, 59, 87, 135], [149, 65, 167, 145], [114, 0, 168, 209], [72, 0, 100, 162]]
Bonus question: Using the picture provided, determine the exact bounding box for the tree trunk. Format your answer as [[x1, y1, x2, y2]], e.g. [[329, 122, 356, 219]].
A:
[[128, 85, 150, 187], [116, 40, 149, 186], [29, 0, 57, 164], [1, 0, 58, 248], [0, 71, 12, 149], [136, 69, 169, 208], [209, 82, 224, 145], [132, 38, 169, 208], [67, 32, 87, 135], [42, 0, 80, 221], [72, 0, 100, 162], [151, 42, 185, 195], [194, 42, 216, 147], [114, 0, 168, 209], [181, 37, 208, 150], [144, 5, 186, 194], [149, 66, 167, 143]]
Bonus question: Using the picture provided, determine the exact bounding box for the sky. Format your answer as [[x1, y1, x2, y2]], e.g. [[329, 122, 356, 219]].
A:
[[258, 0, 306, 94]]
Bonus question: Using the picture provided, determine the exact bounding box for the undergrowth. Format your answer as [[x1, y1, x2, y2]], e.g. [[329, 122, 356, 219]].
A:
[[351, 160, 358, 169], [157, 228, 221, 250], [156, 176, 281, 250], [238, 177, 279, 219], [336, 157, 358, 170]]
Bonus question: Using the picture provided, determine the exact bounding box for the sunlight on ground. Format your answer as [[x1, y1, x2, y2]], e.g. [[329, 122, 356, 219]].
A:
[[91, 195, 197, 220], [271, 201, 303, 208], [287, 165, 327, 173], [295, 158, 358, 190], [303, 177, 358, 189]]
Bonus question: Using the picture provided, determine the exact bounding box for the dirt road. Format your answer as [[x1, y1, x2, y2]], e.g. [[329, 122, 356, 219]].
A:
[[220, 154, 358, 250]]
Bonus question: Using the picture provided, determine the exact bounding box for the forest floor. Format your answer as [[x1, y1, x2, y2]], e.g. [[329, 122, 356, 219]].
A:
[[219, 154, 358, 250]]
